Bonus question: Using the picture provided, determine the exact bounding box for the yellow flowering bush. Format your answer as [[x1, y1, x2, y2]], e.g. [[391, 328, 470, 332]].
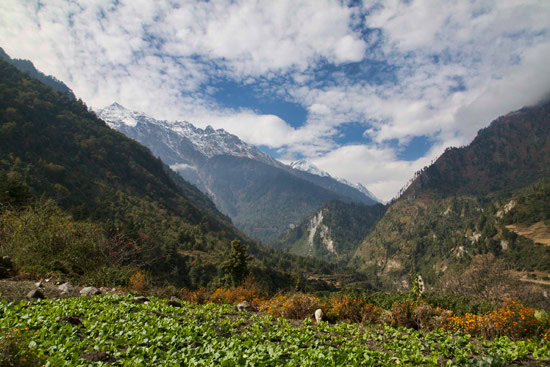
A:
[[209, 287, 264, 307]]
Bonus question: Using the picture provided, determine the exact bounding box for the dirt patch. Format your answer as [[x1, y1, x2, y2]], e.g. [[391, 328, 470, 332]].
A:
[[506, 221, 550, 246], [80, 351, 116, 363]]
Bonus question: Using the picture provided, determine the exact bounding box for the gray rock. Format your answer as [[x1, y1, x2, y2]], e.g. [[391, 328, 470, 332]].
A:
[[27, 289, 45, 300], [58, 282, 73, 294], [80, 286, 101, 297], [237, 301, 255, 312]]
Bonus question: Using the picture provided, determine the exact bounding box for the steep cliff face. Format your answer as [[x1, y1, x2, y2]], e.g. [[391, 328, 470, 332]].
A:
[[276, 201, 386, 264]]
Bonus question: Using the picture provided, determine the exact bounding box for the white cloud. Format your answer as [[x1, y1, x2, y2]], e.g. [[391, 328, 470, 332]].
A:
[[1, 0, 549, 201]]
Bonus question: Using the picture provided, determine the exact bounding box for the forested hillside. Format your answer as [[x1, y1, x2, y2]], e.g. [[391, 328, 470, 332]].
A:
[[352, 102, 550, 300]]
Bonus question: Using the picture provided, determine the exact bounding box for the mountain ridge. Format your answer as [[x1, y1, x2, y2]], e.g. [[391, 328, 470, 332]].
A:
[[97, 103, 378, 241], [351, 101, 550, 292]]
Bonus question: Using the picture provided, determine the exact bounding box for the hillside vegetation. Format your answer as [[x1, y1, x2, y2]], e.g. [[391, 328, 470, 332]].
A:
[[0, 58, 371, 293], [352, 101, 550, 302]]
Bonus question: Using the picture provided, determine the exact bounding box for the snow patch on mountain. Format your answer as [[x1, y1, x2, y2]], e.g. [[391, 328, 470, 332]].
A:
[[291, 159, 331, 177], [290, 159, 381, 203], [336, 178, 382, 204]]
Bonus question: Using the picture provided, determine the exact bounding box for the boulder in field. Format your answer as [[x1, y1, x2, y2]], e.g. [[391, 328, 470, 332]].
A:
[[80, 286, 101, 297], [26, 289, 45, 300]]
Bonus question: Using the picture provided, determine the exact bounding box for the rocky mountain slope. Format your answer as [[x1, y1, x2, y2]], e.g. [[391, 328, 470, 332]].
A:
[[275, 200, 386, 265], [351, 101, 550, 292], [97, 103, 378, 242]]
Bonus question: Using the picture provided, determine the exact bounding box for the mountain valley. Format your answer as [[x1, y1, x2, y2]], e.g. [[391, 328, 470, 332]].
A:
[[97, 103, 379, 242]]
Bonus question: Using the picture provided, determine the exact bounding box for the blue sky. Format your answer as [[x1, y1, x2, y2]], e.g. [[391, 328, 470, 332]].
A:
[[1, 0, 550, 201]]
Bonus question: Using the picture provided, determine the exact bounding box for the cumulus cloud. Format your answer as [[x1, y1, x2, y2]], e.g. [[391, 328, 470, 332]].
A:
[[1, 0, 549, 201]]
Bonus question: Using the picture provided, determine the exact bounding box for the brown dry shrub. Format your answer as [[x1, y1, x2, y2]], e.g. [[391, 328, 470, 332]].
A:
[[361, 303, 383, 325], [128, 270, 150, 292], [413, 301, 453, 331], [391, 299, 417, 329]]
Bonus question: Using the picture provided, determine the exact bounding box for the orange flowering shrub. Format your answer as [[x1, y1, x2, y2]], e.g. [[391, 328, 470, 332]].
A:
[[209, 287, 264, 306], [542, 328, 549, 342], [481, 298, 539, 339], [447, 298, 542, 339], [327, 294, 364, 323], [446, 312, 483, 335], [260, 293, 321, 319], [259, 294, 289, 317], [181, 287, 211, 304]]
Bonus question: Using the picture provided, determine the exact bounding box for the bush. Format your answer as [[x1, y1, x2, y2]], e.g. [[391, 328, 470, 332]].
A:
[[0, 328, 45, 367], [0, 200, 105, 280], [260, 293, 321, 320], [327, 294, 364, 323], [446, 298, 544, 339], [391, 300, 417, 329], [209, 287, 264, 306], [181, 287, 211, 304], [128, 270, 151, 293], [413, 301, 453, 331], [361, 303, 383, 325], [424, 292, 495, 315]]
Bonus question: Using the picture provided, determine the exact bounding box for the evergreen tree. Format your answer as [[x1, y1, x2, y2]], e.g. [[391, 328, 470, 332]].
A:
[[221, 240, 251, 287]]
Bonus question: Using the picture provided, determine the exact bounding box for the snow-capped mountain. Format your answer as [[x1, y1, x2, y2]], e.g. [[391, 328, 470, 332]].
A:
[[98, 102, 280, 167], [290, 159, 380, 204], [336, 179, 381, 204], [97, 103, 379, 242], [290, 159, 331, 177]]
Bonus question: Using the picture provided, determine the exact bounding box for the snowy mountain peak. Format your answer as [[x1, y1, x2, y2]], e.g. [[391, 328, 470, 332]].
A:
[[336, 178, 381, 203], [290, 159, 381, 204], [97, 103, 281, 166], [290, 159, 331, 177], [98, 102, 146, 127]]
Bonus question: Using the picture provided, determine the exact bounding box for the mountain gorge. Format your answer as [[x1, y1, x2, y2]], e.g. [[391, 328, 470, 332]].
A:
[[97, 103, 378, 242], [352, 101, 550, 292]]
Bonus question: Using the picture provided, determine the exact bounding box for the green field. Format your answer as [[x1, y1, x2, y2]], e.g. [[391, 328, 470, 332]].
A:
[[1, 295, 548, 366]]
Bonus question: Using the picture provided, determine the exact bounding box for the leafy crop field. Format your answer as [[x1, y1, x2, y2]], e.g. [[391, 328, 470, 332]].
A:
[[0, 295, 548, 366]]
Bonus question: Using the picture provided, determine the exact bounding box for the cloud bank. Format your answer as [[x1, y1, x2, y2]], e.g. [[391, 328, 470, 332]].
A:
[[1, 0, 549, 201]]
